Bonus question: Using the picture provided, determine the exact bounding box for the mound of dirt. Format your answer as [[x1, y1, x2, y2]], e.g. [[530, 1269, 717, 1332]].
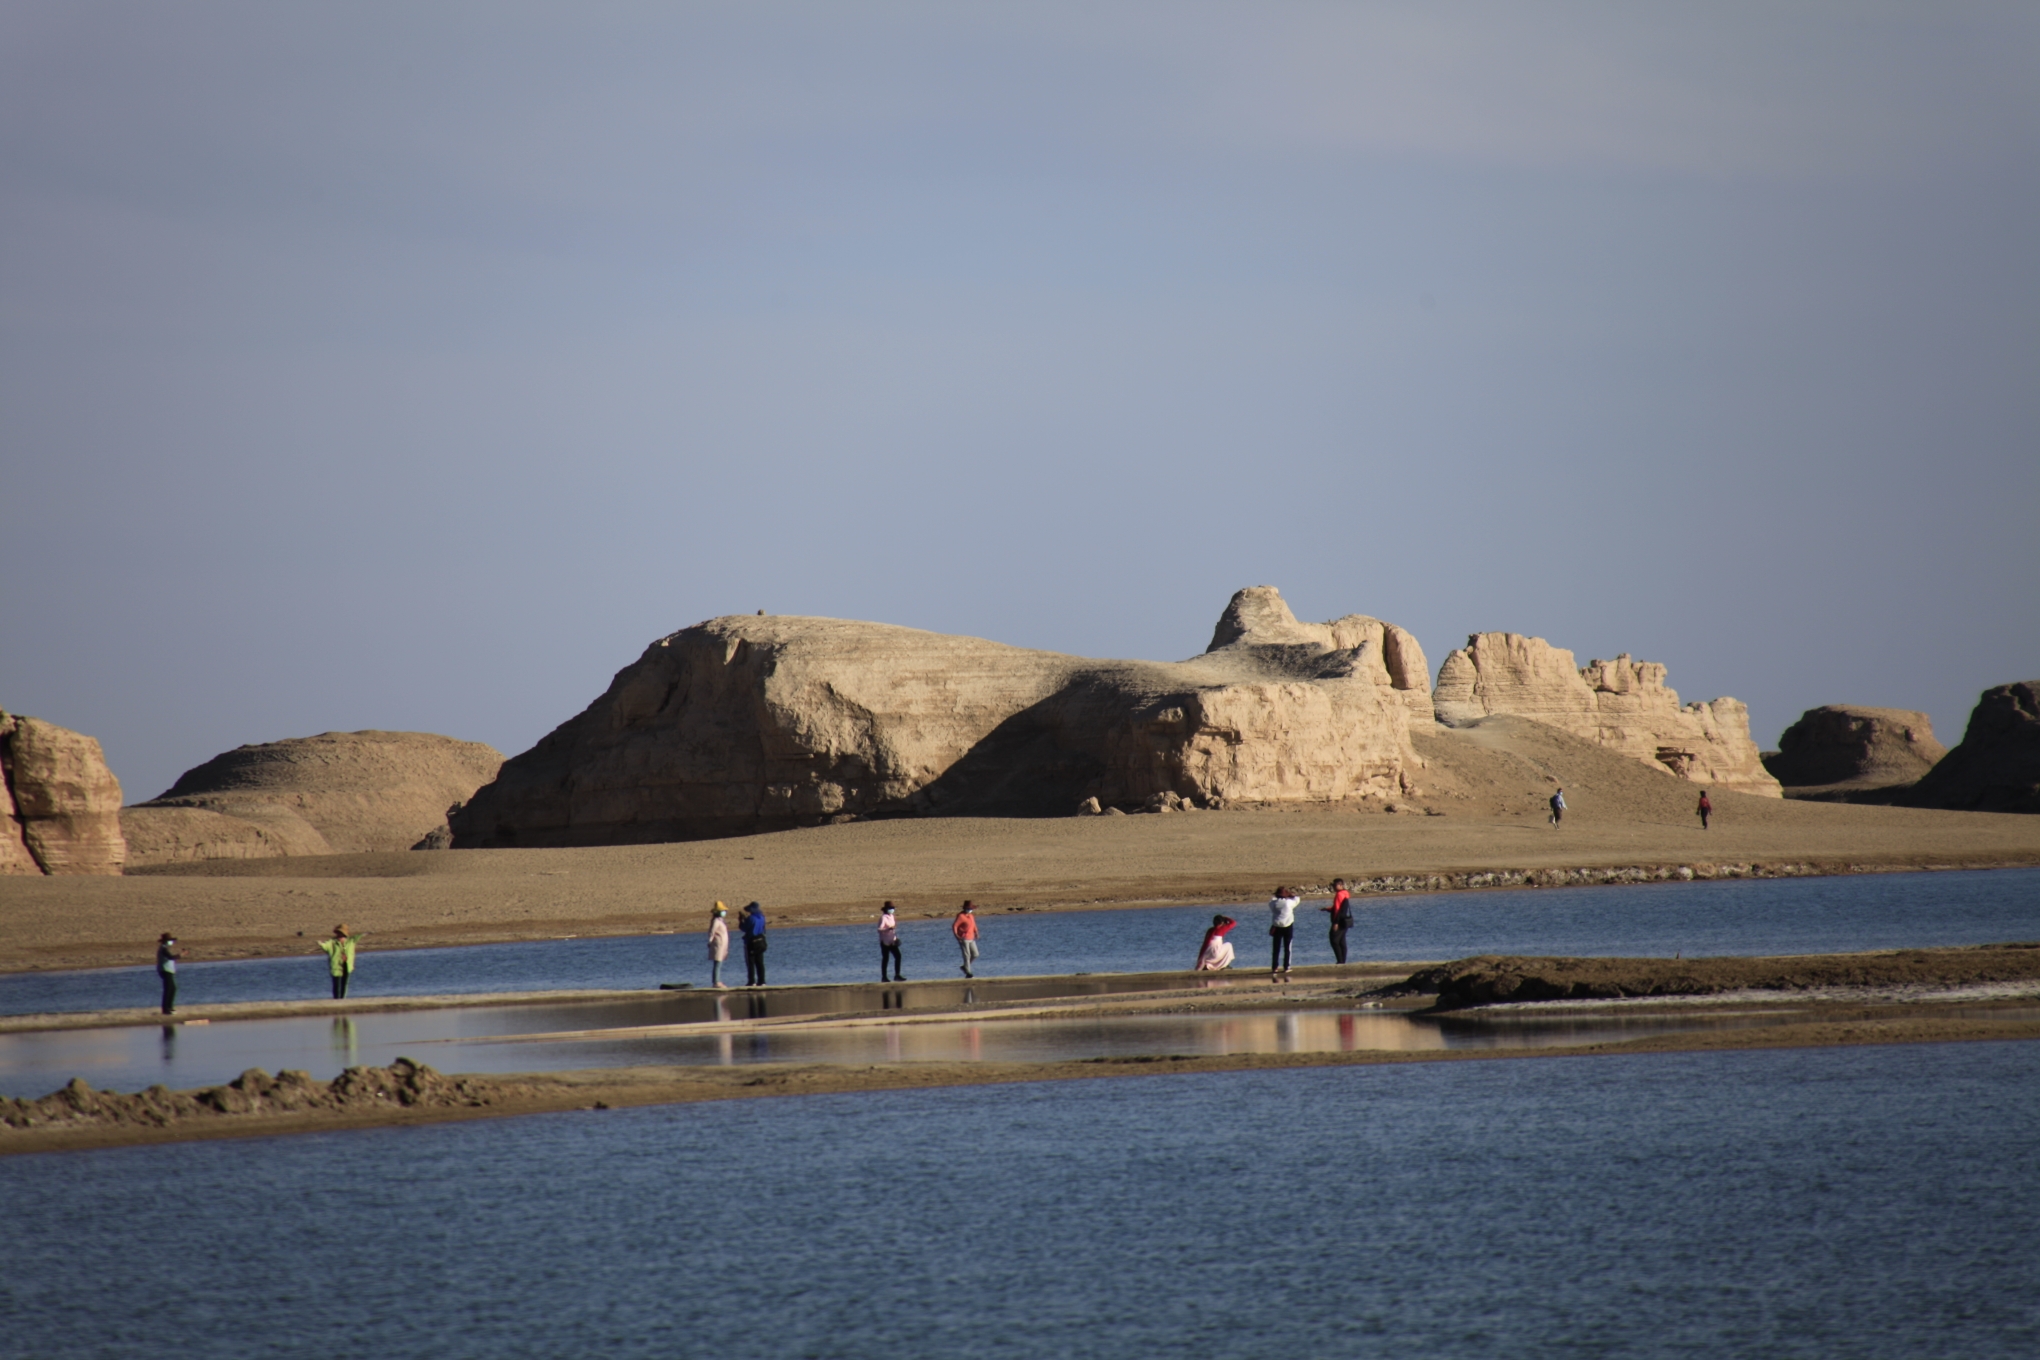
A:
[[1397, 944, 2040, 1010], [1412, 713, 1748, 825], [123, 731, 502, 865], [1764, 705, 1945, 801]]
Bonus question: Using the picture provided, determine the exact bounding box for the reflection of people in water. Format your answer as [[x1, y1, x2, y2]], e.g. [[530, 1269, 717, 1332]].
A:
[[330, 1015, 359, 1067], [1195, 915, 1237, 971]]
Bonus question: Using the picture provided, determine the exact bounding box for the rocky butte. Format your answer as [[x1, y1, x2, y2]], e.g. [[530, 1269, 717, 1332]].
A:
[[0, 710, 126, 875], [451, 587, 1433, 846], [1899, 680, 2040, 815], [122, 731, 506, 866], [1430, 633, 1780, 796], [1763, 705, 1946, 802]]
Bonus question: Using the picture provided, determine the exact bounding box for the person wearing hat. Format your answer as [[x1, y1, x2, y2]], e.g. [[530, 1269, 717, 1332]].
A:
[[316, 925, 364, 1000], [707, 902, 731, 989], [878, 901, 904, 982], [952, 901, 979, 978], [739, 902, 768, 986], [154, 933, 182, 1015]]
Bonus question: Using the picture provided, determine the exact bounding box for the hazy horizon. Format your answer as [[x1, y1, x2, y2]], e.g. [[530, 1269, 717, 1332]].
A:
[[3, 2, 2035, 803]]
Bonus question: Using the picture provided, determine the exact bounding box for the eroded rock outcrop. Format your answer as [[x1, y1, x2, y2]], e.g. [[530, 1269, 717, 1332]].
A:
[[1764, 705, 1945, 799], [1431, 633, 1780, 796], [451, 587, 1427, 846], [123, 730, 504, 866], [0, 711, 126, 874], [1899, 681, 2040, 814]]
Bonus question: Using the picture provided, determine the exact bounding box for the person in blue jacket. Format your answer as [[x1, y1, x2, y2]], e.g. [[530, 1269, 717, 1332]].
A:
[[740, 902, 769, 986]]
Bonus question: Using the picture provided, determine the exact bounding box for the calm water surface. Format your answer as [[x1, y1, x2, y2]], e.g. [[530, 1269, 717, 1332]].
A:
[[6, 867, 2037, 1016], [3, 1043, 2035, 1359]]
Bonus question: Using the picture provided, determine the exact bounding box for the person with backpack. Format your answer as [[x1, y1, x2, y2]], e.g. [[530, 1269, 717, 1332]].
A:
[[1697, 791, 1713, 831], [1268, 886, 1300, 980], [1548, 788, 1567, 827], [707, 902, 730, 989], [317, 925, 363, 1000], [155, 932, 182, 1016], [740, 902, 768, 986], [879, 902, 905, 981], [952, 901, 980, 978], [1320, 878, 1353, 964]]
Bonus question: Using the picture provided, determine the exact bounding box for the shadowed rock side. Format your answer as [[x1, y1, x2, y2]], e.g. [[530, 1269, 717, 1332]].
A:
[[122, 731, 504, 866], [450, 587, 1429, 847], [1431, 633, 1780, 796], [1899, 681, 2040, 814], [0, 712, 126, 875], [1764, 705, 1945, 802]]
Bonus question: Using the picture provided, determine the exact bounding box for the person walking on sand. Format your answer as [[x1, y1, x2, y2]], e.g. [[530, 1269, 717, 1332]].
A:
[[155, 933, 182, 1016], [879, 901, 905, 981], [740, 902, 768, 986], [1195, 914, 1236, 971], [707, 902, 730, 988], [1268, 886, 1300, 980], [1697, 790, 1713, 831], [953, 901, 980, 978], [1548, 788, 1567, 827], [1320, 878, 1353, 964], [317, 925, 362, 1000]]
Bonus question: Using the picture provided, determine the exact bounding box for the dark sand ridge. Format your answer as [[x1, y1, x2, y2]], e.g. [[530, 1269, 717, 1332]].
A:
[[7, 946, 2040, 1156], [4, 717, 2038, 974]]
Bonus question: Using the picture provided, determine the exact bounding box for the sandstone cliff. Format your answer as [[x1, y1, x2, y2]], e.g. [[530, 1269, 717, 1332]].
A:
[[1898, 681, 2040, 814], [1431, 633, 1780, 796], [450, 587, 1426, 846], [0, 711, 127, 874], [1763, 705, 1945, 800], [123, 731, 504, 866]]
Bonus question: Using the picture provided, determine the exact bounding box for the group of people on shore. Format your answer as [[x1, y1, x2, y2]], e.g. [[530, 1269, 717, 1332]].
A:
[[703, 899, 983, 987], [1195, 880, 1354, 981], [151, 925, 364, 1015]]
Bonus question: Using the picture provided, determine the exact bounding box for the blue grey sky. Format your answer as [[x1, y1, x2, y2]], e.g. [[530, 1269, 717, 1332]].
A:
[[3, 2, 2036, 803]]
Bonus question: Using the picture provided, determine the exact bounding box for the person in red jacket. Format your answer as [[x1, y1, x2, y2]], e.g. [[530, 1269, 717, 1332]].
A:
[[1697, 791, 1713, 831], [1195, 914, 1237, 971], [1319, 878, 1353, 964], [952, 901, 980, 978]]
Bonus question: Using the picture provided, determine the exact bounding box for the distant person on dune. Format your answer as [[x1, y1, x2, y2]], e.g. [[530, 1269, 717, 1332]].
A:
[[317, 925, 362, 1000], [879, 901, 904, 981], [953, 901, 980, 978], [1697, 791, 1713, 831], [707, 902, 730, 988], [155, 932, 182, 1016], [1195, 914, 1236, 971], [1268, 886, 1300, 980], [1320, 878, 1353, 964], [740, 902, 768, 986], [1549, 789, 1566, 828]]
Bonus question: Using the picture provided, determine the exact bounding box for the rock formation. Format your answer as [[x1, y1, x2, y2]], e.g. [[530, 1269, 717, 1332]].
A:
[[1763, 705, 1945, 800], [1898, 681, 2040, 814], [0, 711, 127, 874], [122, 731, 504, 866], [451, 587, 1428, 846], [1431, 633, 1780, 796]]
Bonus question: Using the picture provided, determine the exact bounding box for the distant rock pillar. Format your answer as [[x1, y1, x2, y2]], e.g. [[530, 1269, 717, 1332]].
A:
[[0, 713, 127, 874]]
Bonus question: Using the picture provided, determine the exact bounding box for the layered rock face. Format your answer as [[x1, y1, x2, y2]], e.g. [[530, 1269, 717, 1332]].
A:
[[1899, 681, 2040, 814], [1764, 705, 1945, 798], [0, 713, 127, 875], [451, 587, 1426, 847], [123, 731, 504, 865], [1432, 633, 1780, 796]]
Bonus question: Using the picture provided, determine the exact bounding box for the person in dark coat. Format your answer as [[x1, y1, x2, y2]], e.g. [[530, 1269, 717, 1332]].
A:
[[155, 933, 182, 1015], [740, 902, 769, 986]]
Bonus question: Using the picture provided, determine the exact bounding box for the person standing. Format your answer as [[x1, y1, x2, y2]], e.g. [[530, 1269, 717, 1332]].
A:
[[879, 901, 904, 981], [155, 933, 182, 1016], [1320, 878, 1353, 964], [740, 902, 768, 986], [707, 902, 730, 989], [1195, 914, 1236, 971], [952, 901, 980, 978], [1268, 886, 1300, 980], [1697, 791, 1713, 831], [1548, 788, 1567, 827], [317, 925, 362, 1000]]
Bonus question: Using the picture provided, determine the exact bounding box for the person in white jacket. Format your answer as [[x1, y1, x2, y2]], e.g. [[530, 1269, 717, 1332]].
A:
[[707, 902, 730, 989], [1268, 886, 1300, 980]]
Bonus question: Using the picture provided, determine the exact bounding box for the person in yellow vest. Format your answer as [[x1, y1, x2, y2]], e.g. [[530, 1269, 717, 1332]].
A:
[[317, 924, 363, 999]]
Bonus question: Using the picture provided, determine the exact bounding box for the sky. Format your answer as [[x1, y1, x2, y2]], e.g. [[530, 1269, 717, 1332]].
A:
[[2, 0, 2036, 804]]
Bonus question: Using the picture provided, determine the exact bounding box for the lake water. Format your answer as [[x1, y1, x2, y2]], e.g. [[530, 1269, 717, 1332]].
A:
[[3, 1042, 2035, 1358], [6, 866, 2037, 1017]]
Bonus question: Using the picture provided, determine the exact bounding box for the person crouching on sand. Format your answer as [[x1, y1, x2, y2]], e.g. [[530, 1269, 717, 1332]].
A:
[[953, 901, 979, 978], [317, 925, 362, 1000], [1195, 915, 1236, 971], [879, 902, 904, 981], [707, 902, 730, 988]]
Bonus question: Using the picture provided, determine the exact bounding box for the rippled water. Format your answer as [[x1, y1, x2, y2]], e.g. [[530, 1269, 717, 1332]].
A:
[[6, 867, 2037, 1016], [4, 1043, 2036, 1358]]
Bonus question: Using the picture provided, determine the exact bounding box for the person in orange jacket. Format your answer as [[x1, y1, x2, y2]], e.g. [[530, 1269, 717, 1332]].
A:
[[952, 901, 980, 978]]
